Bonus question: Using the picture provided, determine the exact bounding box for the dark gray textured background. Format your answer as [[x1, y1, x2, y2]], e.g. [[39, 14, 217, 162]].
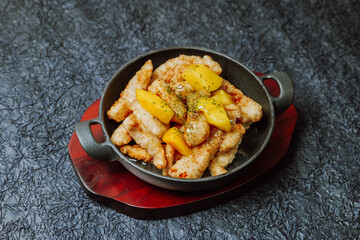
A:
[[1, 0, 359, 239]]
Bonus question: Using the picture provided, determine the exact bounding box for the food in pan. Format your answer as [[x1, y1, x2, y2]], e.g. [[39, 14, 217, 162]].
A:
[[107, 55, 263, 179]]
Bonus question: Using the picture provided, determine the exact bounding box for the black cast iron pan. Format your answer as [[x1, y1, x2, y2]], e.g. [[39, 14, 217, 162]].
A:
[[75, 47, 293, 192]]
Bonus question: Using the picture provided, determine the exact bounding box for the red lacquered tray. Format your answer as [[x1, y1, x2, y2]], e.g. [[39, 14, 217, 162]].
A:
[[68, 79, 297, 219]]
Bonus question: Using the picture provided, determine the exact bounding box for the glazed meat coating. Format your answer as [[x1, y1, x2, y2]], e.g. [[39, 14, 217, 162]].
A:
[[107, 60, 153, 122], [130, 100, 168, 138], [183, 91, 211, 147], [219, 123, 246, 152], [184, 111, 210, 147], [220, 80, 263, 123], [169, 128, 224, 179], [208, 124, 246, 176], [120, 145, 153, 163], [171, 81, 194, 101], [125, 123, 167, 169], [224, 103, 242, 123], [202, 55, 223, 75], [152, 55, 222, 85], [162, 143, 176, 176], [208, 143, 240, 176], [110, 123, 132, 146], [148, 79, 188, 124], [116, 113, 166, 169], [110, 114, 134, 146]]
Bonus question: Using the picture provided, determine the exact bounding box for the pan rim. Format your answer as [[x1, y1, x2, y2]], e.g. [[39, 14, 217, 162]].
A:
[[98, 46, 275, 186]]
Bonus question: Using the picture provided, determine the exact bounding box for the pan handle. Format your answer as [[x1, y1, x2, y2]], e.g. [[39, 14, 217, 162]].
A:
[[75, 118, 118, 161], [259, 72, 294, 114]]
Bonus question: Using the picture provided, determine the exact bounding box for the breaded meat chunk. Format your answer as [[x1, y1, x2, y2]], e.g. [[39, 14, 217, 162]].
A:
[[120, 145, 153, 163], [110, 114, 136, 146], [169, 128, 224, 179], [107, 60, 153, 122], [148, 79, 188, 124], [171, 81, 194, 101], [208, 143, 240, 176], [224, 103, 242, 123], [219, 123, 246, 152], [184, 111, 210, 147], [202, 55, 222, 75], [162, 144, 176, 176], [125, 123, 167, 169], [130, 100, 168, 138], [209, 124, 246, 176], [183, 91, 211, 147], [152, 55, 222, 84], [220, 80, 263, 123]]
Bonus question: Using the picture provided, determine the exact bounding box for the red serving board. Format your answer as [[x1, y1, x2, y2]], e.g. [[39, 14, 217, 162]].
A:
[[68, 79, 297, 219]]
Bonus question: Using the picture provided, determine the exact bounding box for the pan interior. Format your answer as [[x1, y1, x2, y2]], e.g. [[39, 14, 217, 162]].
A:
[[100, 48, 273, 179]]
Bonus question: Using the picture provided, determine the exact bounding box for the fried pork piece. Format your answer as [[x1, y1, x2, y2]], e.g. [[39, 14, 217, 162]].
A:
[[123, 120, 167, 169], [183, 91, 211, 147], [208, 143, 240, 176], [172, 81, 194, 101], [219, 124, 246, 152], [107, 60, 153, 122], [162, 144, 176, 176], [120, 145, 153, 163], [148, 79, 188, 124], [208, 124, 246, 176], [202, 55, 223, 75], [152, 55, 222, 85], [220, 80, 263, 123], [110, 115, 134, 146], [169, 128, 224, 179], [224, 103, 242, 123], [130, 100, 168, 138], [184, 111, 210, 147]]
